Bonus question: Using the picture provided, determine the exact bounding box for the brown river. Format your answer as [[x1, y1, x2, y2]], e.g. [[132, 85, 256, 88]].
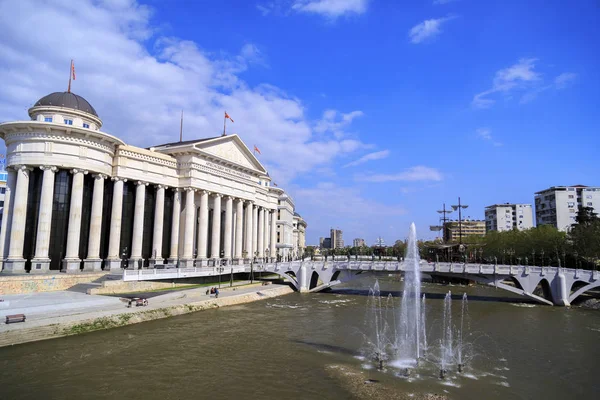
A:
[[1, 277, 599, 399]]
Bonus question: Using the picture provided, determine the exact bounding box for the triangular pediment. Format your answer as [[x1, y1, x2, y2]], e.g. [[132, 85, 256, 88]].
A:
[[193, 135, 265, 173], [152, 135, 267, 175]]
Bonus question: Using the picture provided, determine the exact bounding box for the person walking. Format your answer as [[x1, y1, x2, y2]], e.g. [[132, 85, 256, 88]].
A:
[[215, 288, 219, 298]]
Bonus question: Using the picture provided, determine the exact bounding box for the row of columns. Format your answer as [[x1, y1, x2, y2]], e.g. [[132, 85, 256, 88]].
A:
[[0, 165, 279, 274]]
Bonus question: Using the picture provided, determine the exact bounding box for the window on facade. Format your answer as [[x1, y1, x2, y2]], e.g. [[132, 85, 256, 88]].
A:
[[0, 201, 3, 207], [568, 195, 574, 199], [588, 202, 593, 206], [0, 188, 5, 194], [567, 202, 575, 207], [64, 119, 73, 125], [83, 123, 90, 128], [44, 117, 52, 122]]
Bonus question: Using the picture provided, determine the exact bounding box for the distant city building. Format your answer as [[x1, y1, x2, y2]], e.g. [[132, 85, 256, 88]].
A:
[[292, 212, 307, 259], [374, 236, 386, 247], [353, 238, 365, 247], [535, 185, 600, 231], [485, 203, 534, 232], [443, 220, 486, 242], [319, 237, 325, 248], [322, 238, 332, 249], [330, 228, 343, 249]]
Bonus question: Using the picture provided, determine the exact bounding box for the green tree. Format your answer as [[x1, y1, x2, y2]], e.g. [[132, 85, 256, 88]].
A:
[[570, 206, 600, 266]]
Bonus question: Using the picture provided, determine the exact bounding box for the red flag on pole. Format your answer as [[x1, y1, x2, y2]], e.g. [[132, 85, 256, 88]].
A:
[[224, 111, 234, 122], [253, 145, 261, 155], [72, 61, 76, 80]]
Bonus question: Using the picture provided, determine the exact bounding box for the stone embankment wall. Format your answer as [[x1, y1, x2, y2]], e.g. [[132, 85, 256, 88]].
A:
[[0, 285, 294, 347], [87, 279, 201, 295], [0, 273, 108, 295]]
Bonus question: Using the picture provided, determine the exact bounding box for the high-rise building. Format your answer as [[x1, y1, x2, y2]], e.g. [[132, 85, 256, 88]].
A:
[[330, 228, 343, 249], [535, 185, 600, 231], [322, 238, 332, 249], [353, 238, 365, 247], [319, 237, 325, 248], [485, 203, 534, 232], [443, 220, 486, 242]]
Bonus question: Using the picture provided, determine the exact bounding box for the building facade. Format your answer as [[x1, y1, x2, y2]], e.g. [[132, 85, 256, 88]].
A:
[[292, 212, 307, 259], [485, 203, 534, 232], [353, 238, 365, 247], [443, 220, 486, 242], [0, 91, 304, 274], [535, 185, 600, 231], [330, 228, 343, 249], [276, 192, 295, 259]]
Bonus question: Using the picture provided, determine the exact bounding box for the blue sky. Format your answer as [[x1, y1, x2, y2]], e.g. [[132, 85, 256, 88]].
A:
[[0, 0, 598, 245]]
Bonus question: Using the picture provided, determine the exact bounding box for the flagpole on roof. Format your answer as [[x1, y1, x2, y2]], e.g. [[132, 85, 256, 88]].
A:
[[179, 110, 184, 142], [67, 59, 73, 93], [223, 111, 226, 137]]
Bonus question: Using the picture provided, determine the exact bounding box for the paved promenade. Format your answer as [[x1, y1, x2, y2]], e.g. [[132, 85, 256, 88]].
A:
[[0, 282, 293, 346]]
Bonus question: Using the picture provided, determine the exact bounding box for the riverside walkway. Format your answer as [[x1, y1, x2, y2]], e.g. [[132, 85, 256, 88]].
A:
[[123, 260, 600, 306]]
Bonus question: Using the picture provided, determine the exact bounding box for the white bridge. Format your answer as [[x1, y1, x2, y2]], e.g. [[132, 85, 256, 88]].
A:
[[123, 261, 600, 306]]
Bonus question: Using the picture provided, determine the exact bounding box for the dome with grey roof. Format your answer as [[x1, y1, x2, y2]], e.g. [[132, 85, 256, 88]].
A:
[[34, 91, 98, 117]]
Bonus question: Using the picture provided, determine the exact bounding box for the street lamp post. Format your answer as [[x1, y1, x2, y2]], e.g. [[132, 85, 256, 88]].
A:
[[451, 197, 469, 245], [531, 250, 536, 266], [540, 249, 545, 266]]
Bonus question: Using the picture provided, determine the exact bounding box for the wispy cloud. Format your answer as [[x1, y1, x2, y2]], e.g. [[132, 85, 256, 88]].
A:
[[344, 150, 390, 167], [355, 166, 443, 183], [473, 59, 577, 108], [408, 15, 456, 44], [314, 109, 364, 139], [476, 128, 502, 147], [258, 0, 369, 19], [554, 72, 577, 89], [433, 0, 459, 4]]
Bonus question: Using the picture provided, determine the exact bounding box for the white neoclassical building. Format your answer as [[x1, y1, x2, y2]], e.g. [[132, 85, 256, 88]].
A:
[[0, 90, 306, 274]]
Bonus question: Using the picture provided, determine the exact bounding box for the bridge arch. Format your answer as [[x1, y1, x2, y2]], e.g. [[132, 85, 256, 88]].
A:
[[569, 280, 600, 304], [531, 278, 553, 304]]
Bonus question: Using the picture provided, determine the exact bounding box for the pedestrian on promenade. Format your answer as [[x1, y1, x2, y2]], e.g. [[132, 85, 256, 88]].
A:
[[215, 288, 219, 298]]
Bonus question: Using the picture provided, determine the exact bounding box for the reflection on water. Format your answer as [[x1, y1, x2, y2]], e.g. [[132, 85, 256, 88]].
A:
[[1, 277, 599, 400]]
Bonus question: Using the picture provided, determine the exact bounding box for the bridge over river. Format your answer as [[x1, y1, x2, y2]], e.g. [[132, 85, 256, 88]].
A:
[[122, 261, 600, 306]]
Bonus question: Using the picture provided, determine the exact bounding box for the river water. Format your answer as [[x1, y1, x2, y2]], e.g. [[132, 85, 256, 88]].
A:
[[1, 277, 599, 399]]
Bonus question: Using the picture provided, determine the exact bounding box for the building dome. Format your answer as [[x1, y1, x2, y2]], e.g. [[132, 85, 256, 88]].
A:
[[34, 91, 98, 117]]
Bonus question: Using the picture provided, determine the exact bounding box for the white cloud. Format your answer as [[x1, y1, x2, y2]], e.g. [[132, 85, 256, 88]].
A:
[[472, 59, 578, 108], [292, 0, 369, 19], [355, 166, 443, 183], [343, 149, 390, 167], [314, 109, 364, 139], [291, 182, 406, 242], [476, 128, 502, 147], [554, 72, 577, 89], [408, 16, 455, 44], [0, 0, 371, 185]]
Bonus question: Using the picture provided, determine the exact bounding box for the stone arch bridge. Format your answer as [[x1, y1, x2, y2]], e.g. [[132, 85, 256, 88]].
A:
[[259, 261, 600, 307]]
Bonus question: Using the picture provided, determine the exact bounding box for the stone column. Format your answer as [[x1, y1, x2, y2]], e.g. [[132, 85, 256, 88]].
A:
[[150, 185, 166, 267], [223, 196, 233, 261], [244, 201, 253, 260], [4, 166, 31, 274], [196, 190, 209, 265], [0, 169, 16, 270], [83, 174, 106, 272], [29, 166, 57, 273], [62, 169, 88, 273], [210, 194, 222, 260], [264, 209, 270, 259], [252, 205, 258, 258], [107, 178, 126, 271], [257, 207, 264, 258], [168, 189, 181, 264], [270, 210, 277, 259], [128, 181, 147, 269], [234, 199, 244, 262], [181, 188, 196, 267]]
